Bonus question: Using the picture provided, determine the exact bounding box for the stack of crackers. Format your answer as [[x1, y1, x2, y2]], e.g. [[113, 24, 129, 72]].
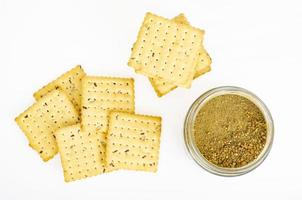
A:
[[128, 13, 211, 97], [15, 65, 162, 182]]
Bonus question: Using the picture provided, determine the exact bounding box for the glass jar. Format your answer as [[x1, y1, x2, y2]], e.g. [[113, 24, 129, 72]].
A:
[[184, 86, 274, 176]]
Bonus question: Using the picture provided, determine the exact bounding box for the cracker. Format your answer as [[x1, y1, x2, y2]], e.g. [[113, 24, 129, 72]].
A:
[[106, 112, 162, 172], [55, 124, 105, 182], [81, 76, 135, 139], [15, 90, 79, 161], [128, 12, 204, 88], [148, 14, 212, 97], [34, 65, 86, 113]]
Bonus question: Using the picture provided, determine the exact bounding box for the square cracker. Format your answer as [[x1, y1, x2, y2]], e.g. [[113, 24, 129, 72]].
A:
[[15, 90, 79, 161], [55, 124, 105, 182], [34, 65, 86, 113], [149, 14, 211, 97], [106, 112, 162, 172], [81, 76, 135, 139], [128, 12, 204, 88]]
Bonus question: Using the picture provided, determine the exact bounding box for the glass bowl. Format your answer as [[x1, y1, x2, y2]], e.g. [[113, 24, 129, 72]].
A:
[[184, 86, 274, 176]]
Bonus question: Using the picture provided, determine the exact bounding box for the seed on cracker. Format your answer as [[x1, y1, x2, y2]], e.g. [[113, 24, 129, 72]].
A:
[[34, 65, 86, 113], [15, 90, 79, 161], [106, 112, 162, 172], [55, 124, 105, 182], [128, 12, 204, 88]]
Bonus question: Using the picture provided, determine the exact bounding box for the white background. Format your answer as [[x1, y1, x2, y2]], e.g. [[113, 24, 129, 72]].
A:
[[1, 0, 302, 199]]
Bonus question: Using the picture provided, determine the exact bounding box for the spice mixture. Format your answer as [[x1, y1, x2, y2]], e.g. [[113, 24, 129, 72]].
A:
[[194, 94, 267, 168]]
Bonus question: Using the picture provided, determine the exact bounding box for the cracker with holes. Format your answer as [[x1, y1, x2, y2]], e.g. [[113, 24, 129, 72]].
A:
[[55, 124, 105, 182], [128, 12, 204, 88], [146, 14, 211, 97], [81, 76, 135, 139], [34, 65, 86, 113], [15, 90, 79, 161], [106, 112, 162, 172], [149, 48, 211, 97]]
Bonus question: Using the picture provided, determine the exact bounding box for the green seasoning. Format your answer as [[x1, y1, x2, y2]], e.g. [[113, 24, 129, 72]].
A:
[[194, 94, 267, 168]]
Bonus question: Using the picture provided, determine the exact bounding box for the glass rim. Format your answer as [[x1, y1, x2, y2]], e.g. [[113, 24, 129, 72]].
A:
[[184, 86, 274, 177]]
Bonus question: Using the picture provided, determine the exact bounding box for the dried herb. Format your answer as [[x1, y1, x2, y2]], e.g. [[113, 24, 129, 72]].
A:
[[194, 94, 267, 168]]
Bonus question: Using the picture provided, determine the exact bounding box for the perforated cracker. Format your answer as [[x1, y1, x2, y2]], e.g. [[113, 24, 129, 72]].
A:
[[148, 14, 211, 97], [128, 12, 204, 88], [34, 65, 86, 113], [15, 90, 79, 161], [81, 76, 135, 139], [106, 112, 162, 172], [55, 124, 105, 182]]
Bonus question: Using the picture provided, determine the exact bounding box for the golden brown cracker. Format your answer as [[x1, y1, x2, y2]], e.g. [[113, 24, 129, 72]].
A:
[[128, 12, 204, 88], [55, 124, 105, 182], [106, 112, 162, 172], [81, 76, 135, 136], [148, 14, 212, 97]]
